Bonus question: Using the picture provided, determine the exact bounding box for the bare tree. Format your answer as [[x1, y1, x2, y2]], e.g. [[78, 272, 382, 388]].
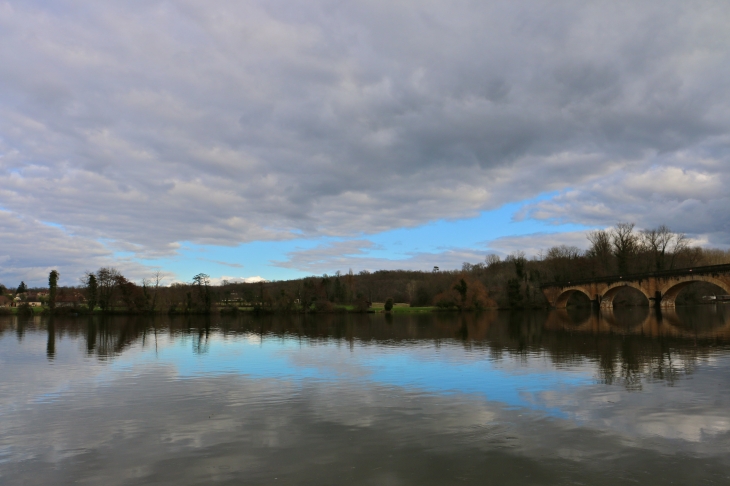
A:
[[611, 223, 638, 274], [669, 233, 690, 269], [545, 245, 582, 260], [684, 246, 703, 267], [96, 267, 122, 311], [699, 248, 730, 265], [485, 254, 501, 267], [543, 245, 583, 281], [142, 271, 165, 313], [641, 225, 675, 271], [587, 229, 613, 273]]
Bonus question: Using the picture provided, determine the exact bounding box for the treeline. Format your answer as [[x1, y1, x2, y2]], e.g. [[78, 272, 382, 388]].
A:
[[228, 223, 730, 309], [1, 269, 213, 316], [2, 223, 729, 314]]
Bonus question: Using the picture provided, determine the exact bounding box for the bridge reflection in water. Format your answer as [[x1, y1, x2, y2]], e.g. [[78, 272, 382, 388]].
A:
[[546, 305, 730, 340]]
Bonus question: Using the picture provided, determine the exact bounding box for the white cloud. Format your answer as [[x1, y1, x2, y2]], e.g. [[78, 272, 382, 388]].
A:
[[207, 276, 266, 286]]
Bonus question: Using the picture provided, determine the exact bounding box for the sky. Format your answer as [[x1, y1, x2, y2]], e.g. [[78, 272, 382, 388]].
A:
[[1, 0, 729, 286]]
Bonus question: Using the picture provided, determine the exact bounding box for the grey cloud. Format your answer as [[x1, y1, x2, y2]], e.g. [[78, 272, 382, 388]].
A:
[[272, 239, 488, 274], [1, 0, 730, 260], [0, 211, 160, 286], [485, 231, 592, 259], [522, 162, 730, 247]]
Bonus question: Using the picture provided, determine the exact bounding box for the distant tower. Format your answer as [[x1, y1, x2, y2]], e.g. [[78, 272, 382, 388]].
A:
[[432, 266, 439, 272]]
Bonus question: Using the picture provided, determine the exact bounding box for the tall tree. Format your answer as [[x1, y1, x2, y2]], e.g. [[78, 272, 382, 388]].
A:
[[641, 225, 674, 271], [86, 273, 98, 311], [587, 229, 613, 274], [193, 273, 211, 313], [48, 270, 59, 311], [507, 278, 523, 308], [16, 281, 27, 295], [96, 267, 122, 311], [507, 251, 527, 280], [669, 232, 690, 269], [142, 271, 164, 313], [611, 223, 638, 274]]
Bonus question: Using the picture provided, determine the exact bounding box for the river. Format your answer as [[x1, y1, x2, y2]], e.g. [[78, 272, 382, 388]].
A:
[[1, 306, 729, 485]]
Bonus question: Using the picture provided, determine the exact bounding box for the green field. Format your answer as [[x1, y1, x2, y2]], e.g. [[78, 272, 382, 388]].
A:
[[370, 303, 437, 313]]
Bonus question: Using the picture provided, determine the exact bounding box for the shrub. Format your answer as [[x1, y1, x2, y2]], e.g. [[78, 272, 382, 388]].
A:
[[352, 295, 370, 313], [433, 274, 496, 310], [313, 300, 334, 313], [411, 286, 433, 307], [17, 303, 33, 317]]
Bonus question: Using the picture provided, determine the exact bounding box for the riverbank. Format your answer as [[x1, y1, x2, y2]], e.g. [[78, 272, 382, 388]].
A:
[[0, 303, 445, 317]]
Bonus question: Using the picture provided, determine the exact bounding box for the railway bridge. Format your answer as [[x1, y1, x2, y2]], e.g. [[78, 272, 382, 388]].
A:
[[541, 264, 730, 308]]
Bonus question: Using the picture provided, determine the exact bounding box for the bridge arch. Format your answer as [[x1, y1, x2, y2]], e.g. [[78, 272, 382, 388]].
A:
[[553, 287, 593, 309], [600, 282, 651, 309], [659, 275, 730, 307]]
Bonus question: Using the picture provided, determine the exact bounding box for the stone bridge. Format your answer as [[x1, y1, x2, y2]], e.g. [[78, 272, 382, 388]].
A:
[[541, 264, 730, 308]]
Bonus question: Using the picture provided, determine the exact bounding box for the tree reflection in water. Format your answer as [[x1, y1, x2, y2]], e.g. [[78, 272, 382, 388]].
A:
[[1, 306, 728, 391]]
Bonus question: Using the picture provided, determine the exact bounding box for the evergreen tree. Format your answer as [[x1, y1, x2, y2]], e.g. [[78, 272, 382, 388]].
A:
[[48, 270, 60, 311], [193, 273, 211, 313], [86, 274, 98, 311], [507, 279, 523, 309]]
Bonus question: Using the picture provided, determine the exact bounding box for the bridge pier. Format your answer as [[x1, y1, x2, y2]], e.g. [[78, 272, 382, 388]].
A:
[[649, 291, 662, 308], [660, 295, 676, 308]]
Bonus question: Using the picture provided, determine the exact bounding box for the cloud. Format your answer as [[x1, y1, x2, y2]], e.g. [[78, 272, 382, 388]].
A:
[[1, 0, 729, 267], [201, 259, 245, 269], [207, 276, 266, 285], [0, 210, 158, 287], [485, 231, 593, 259], [521, 162, 730, 247], [272, 239, 488, 274]]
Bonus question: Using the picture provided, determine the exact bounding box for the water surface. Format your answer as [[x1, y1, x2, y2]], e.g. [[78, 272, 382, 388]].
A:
[[1, 307, 729, 485]]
